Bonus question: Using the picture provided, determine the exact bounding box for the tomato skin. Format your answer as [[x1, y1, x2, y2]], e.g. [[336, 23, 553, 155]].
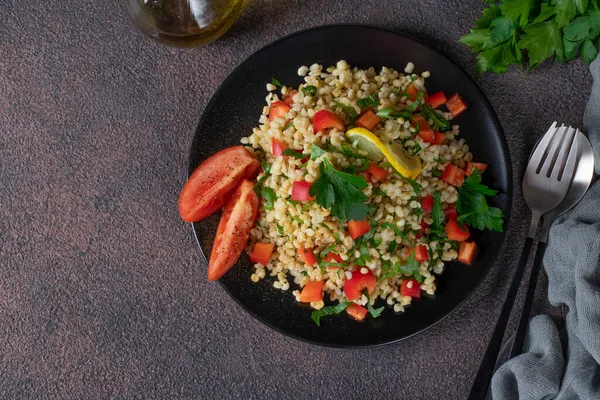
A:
[[413, 115, 435, 143], [269, 101, 291, 121], [250, 242, 275, 266], [446, 93, 467, 117], [207, 180, 259, 281], [427, 91, 447, 109], [344, 270, 377, 301], [348, 219, 371, 240], [445, 218, 470, 241], [283, 90, 298, 106], [272, 138, 288, 156], [298, 246, 317, 266], [355, 110, 381, 130], [291, 181, 314, 201], [299, 280, 324, 302], [324, 253, 344, 263], [367, 163, 389, 181], [179, 146, 260, 223], [421, 195, 434, 214], [465, 162, 488, 176], [414, 244, 429, 262], [346, 303, 368, 321], [401, 279, 421, 298], [313, 109, 345, 133], [441, 164, 466, 187], [434, 132, 446, 145], [458, 241, 477, 264]]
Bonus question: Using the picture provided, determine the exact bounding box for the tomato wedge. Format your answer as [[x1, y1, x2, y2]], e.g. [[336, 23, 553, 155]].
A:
[[367, 163, 389, 181], [400, 279, 421, 298], [427, 91, 447, 109], [291, 181, 314, 201], [458, 241, 477, 264], [421, 195, 434, 214], [346, 303, 368, 322], [355, 110, 381, 130], [179, 146, 260, 222], [465, 162, 488, 176], [298, 246, 317, 266], [313, 109, 345, 133], [299, 280, 324, 302], [445, 218, 470, 241], [441, 164, 466, 187], [250, 242, 275, 266], [446, 93, 467, 117], [283, 90, 298, 105], [348, 219, 370, 239], [269, 101, 290, 121], [207, 180, 259, 280], [344, 270, 376, 301]]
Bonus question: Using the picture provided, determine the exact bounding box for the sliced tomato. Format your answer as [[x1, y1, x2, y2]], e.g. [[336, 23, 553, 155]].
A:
[[299, 280, 324, 302], [207, 180, 259, 280], [313, 109, 345, 133], [445, 218, 470, 242], [179, 146, 260, 223], [427, 91, 447, 109], [416, 219, 428, 239], [291, 181, 314, 201], [355, 110, 381, 130], [344, 270, 377, 301], [271, 138, 288, 157], [400, 279, 421, 298], [348, 219, 370, 240], [298, 246, 317, 266], [346, 303, 368, 322], [269, 100, 290, 121], [413, 115, 435, 143], [446, 93, 467, 117], [434, 132, 446, 145], [441, 164, 466, 187], [250, 242, 275, 266], [458, 241, 477, 265], [444, 206, 458, 220], [283, 90, 298, 106], [325, 252, 344, 264], [367, 163, 389, 181], [421, 195, 434, 214], [414, 244, 429, 262], [465, 162, 488, 176]]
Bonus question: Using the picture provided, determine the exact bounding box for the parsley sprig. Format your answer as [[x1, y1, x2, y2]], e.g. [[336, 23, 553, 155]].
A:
[[457, 169, 504, 232]]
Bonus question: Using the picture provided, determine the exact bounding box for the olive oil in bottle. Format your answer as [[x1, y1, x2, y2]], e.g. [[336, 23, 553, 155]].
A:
[[125, 0, 246, 47]]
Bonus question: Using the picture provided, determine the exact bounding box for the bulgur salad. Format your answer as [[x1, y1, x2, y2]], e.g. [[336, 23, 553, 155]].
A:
[[179, 61, 504, 326]]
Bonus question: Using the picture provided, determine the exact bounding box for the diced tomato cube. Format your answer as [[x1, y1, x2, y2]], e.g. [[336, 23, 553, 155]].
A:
[[269, 100, 290, 121], [446, 93, 467, 117], [355, 110, 381, 130], [465, 162, 488, 176], [298, 246, 317, 266], [458, 241, 477, 265], [444, 206, 458, 220], [445, 218, 470, 241], [434, 132, 445, 145], [250, 242, 275, 265], [415, 219, 428, 239], [346, 303, 368, 322], [291, 181, 314, 201], [313, 109, 345, 133], [427, 91, 447, 109], [421, 195, 434, 214], [348, 219, 371, 239], [344, 270, 377, 301], [414, 244, 429, 262], [272, 138, 287, 156], [367, 163, 389, 181], [325, 252, 344, 264], [283, 90, 298, 106], [400, 279, 421, 298], [413, 115, 435, 143], [405, 84, 420, 102], [299, 280, 324, 302], [441, 164, 466, 187]]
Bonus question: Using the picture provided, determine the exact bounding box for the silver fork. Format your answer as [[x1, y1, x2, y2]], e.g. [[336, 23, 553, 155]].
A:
[[468, 122, 579, 400]]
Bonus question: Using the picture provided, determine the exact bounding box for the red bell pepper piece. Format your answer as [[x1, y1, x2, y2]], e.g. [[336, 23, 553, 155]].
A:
[[446, 93, 467, 117], [313, 109, 345, 133], [441, 164, 466, 187], [269, 100, 290, 121], [445, 218, 470, 241], [298, 246, 317, 266], [346, 303, 368, 321], [344, 270, 376, 301], [400, 279, 421, 298], [465, 162, 488, 176], [291, 181, 314, 201], [348, 219, 370, 240], [427, 91, 447, 109], [421, 195, 434, 214], [355, 110, 381, 130], [458, 241, 477, 265], [367, 163, 389, 181], [250, 242, 275, 265]]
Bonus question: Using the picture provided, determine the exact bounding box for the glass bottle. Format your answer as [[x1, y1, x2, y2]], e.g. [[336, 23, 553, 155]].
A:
[[125, 0, 246, 47]]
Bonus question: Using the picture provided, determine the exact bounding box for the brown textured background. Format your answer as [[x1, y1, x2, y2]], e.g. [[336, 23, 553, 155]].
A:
[[0, 1, 592, 399]]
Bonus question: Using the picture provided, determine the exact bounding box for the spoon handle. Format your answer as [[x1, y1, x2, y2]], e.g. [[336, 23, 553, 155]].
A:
[[467, 237, 534, 400], [508, 242, 546, 359]]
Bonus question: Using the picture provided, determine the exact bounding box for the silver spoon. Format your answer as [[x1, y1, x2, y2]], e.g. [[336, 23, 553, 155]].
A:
[[508, 130, 595, 358]]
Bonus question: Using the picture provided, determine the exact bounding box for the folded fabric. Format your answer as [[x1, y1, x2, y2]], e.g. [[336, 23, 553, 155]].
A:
[[491, 56, 600, 399]]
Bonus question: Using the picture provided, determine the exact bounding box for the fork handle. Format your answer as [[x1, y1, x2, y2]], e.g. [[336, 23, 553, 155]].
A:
[[467, 237, 534, 400], [508, 242, 546, 359]]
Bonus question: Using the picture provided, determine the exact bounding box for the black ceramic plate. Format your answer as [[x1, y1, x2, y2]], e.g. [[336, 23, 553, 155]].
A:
[[189, 24, 512, 347]]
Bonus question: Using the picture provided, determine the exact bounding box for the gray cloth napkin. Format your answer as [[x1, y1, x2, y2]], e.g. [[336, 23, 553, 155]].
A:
[[490, 58, 600, 399]]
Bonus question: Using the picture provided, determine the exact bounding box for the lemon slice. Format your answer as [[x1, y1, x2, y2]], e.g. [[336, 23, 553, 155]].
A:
[[346, 127, 422, 179]]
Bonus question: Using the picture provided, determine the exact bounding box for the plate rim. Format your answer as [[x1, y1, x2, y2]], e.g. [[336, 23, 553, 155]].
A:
[[188, 23, 513, 348]]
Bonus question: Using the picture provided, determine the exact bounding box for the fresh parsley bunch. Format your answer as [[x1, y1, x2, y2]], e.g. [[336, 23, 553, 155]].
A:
[[460, 0, 600, 73]]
